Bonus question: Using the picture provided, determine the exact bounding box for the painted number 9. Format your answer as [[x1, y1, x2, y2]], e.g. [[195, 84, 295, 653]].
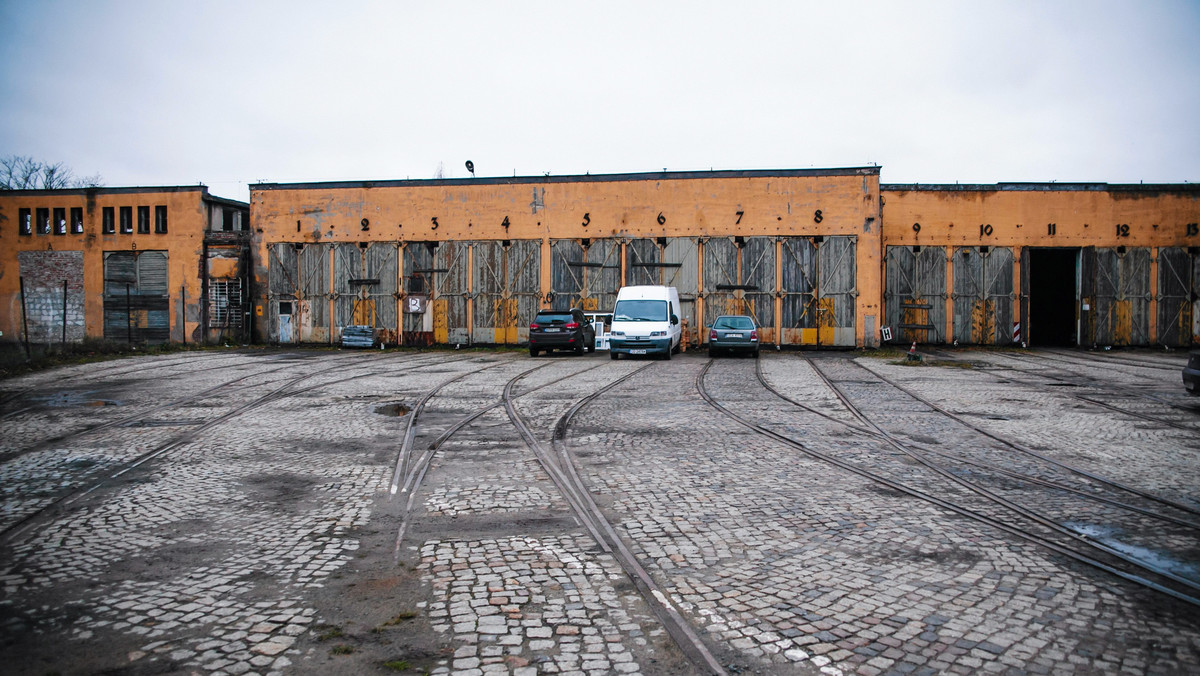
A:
[[912, 222, 921, 233]]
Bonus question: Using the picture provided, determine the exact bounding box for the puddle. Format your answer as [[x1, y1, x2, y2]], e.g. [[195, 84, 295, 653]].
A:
[[1066, 522, 1200, 582], [375, 403, 411, 417]]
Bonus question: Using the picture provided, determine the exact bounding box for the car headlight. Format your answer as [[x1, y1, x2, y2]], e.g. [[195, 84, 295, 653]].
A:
[[610, 331, 624, 338], [650, 330, 666, 337]]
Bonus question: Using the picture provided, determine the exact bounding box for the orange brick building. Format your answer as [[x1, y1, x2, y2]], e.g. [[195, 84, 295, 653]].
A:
[[0, 186, 250, 346], [3, 172, 1198, 349]]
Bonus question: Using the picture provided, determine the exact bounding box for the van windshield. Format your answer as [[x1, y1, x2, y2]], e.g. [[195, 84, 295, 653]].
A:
[[613, 299, 667, 322]]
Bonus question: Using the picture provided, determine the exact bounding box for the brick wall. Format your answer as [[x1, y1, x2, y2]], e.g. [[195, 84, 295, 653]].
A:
[[17, 251, 86, 343]]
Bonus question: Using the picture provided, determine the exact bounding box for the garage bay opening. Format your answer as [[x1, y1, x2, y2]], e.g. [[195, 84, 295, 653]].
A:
[[1027, 248, 1079, 346]]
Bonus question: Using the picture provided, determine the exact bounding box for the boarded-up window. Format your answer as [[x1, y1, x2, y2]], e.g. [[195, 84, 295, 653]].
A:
[[137, 206, 150, 234], [18, 208, 31, 235], [155, 205, 167, 233], [70, 207, 83, 234], [120, 206, 133, 233], [102, 207, 115, 234], [53, 207, 66, 235]]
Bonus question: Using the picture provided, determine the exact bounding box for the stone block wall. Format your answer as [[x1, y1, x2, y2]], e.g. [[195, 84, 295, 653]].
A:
[[17, 251, 86, 343]]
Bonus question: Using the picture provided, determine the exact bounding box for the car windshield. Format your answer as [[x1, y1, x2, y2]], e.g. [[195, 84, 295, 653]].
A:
[[535, 313, 572, 323], [613, 299, 667, 322], [714, 316, 754, 330]]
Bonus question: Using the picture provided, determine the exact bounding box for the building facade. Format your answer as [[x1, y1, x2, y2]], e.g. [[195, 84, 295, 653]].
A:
[[0, 186, 250, 347], [3, 172, 1198, 350]]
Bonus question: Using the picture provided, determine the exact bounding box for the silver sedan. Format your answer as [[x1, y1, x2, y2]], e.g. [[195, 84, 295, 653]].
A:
[[708, 315, 759, 357]]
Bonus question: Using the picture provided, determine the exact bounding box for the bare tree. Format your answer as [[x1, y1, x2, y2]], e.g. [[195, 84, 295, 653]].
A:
[[0, 155, 104, 189]]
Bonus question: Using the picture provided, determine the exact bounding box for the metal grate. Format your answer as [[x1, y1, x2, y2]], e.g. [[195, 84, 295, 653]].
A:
[[209, 279, 243, 328]]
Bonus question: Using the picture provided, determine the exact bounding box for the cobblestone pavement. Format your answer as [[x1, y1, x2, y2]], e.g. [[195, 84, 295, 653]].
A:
[[0, 347, 1197, 675]]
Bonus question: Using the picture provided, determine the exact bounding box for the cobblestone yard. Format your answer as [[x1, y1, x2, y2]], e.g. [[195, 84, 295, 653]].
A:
[[0, 347, 1197, 675]]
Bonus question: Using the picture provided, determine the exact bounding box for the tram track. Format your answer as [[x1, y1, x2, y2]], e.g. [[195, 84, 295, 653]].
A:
[[697, 355, 1200, 609], [389, 357, 727, 675], [938, 349, 1200, 433], [0, 351, 472, 544]]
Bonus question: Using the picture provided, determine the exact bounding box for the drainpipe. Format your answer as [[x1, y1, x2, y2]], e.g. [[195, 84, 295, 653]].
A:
[[19, 276, 30, 359], [201, 240, 209, 345]]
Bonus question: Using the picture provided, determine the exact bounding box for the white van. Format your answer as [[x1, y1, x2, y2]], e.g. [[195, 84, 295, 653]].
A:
[[608, 286, 682, 359]]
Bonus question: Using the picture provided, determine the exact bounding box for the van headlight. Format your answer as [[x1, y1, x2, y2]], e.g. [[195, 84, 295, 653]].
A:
[[610, 331, 624, 338], [650, 330, 666, 337]]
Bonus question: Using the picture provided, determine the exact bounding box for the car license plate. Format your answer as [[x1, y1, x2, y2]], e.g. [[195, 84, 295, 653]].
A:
[[630, 349, 647, 354], [726, 333, 742, 338], [544, 327, 560, 332]]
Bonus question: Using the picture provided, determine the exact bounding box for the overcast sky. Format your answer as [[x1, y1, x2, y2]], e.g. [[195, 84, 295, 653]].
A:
[[1, 1, 1198, 201]]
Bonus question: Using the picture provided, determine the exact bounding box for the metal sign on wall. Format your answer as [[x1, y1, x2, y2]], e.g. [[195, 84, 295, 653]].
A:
[[405, 295, 427, 314]]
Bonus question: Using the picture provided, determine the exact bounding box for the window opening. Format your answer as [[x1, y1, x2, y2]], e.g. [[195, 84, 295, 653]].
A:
[[53, 207, 66, 235], [36, 207, 50, 235], [71, 207, 83, 234], [18, 208, 31, 235], [137, 206, 150, 234], [120, 206, 133, 234], [209, 279, 243, 329], [222, 208, 234, 231], [102, 207, 115, 234], [155, 205, 167, 233]]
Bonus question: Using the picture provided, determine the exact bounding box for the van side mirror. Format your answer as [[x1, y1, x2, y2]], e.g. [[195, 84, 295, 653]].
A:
[[671, 314, 679, 325]]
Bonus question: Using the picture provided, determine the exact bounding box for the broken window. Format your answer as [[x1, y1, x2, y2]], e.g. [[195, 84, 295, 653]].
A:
[[53, 207, 66, 235], [36, 207, 50, 235], [71, 207, 83, 234], [222, 208, 234, 232], [18, 208, 31, 235], [120, 206, 132, 234], [137, 205, 150, 234], [102, 206, 115, 234], [155, 205, 167, 233]]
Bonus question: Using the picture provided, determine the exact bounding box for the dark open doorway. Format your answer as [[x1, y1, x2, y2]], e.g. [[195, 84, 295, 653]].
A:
[[1028, 248, 1078, 346]]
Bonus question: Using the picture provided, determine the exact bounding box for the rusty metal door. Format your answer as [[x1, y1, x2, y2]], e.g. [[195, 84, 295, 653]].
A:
[[551, 239, 621, 312], [1157, 248, 1195, 347], [474, 240, 540, 344], [103, 250, 170, 344], [268, 243, 299, 344], [433, 241, 470, 344], [402, 242, 435, 345], [1092, 248, 1151, 346], [885, 246, 946, 344], [952, 247, 1014, 345]]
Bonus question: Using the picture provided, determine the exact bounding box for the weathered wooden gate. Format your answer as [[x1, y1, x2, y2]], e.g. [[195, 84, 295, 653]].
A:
[[551, 239, 621, 312], [402, 242, 436, 345], [952, 247, 1014, 345], [1157, 247, 1197, 347], [778, 236, 857, 346], [268, 243, 298, 344], [703, 237, 775, 342], [103, 250, 169, 344], [885, 246, 947, 344], [433, 241, 470, 345], [474, 240, 540, 344], [333, 243, 398, 339], [1090, 248, 1151, 346], [625, 237, 699, 338]]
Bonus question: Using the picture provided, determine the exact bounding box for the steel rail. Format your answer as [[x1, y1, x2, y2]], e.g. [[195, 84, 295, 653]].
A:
[[0, 352, 465, 544], [753, 359, 1200, 531], [696, 359, 1200, 609], [807, 357, 1200, 597]]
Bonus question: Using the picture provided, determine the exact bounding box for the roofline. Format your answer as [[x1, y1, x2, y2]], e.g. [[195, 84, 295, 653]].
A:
[[251, 166, 881, 191], [882, 182, 1200, 193], [0, 184, 248, 206]]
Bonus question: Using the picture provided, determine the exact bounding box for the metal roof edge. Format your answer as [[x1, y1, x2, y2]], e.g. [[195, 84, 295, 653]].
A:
[[250, 166, 881, 191], [881, 182, 1200, 193]]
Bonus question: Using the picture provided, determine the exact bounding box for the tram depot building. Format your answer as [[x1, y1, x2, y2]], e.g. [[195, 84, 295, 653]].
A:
[[2, 167, 1199, 350]]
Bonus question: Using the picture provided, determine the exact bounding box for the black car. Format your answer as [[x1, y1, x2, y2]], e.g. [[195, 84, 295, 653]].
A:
[[529, 308, 596, 357], [1184, 350, 1200, 395]]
